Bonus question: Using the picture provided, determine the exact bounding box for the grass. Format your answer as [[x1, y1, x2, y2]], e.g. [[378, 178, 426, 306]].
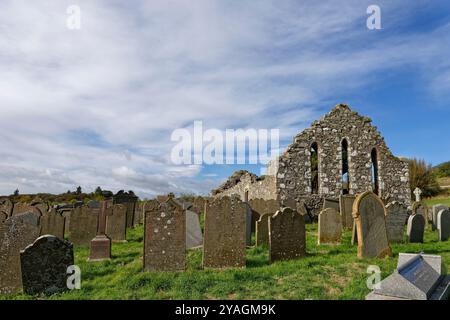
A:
[[423, 197, 450, 207], [2, 219, 450, 300]]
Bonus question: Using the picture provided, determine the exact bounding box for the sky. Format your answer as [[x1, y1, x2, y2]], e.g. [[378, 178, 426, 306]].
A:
[[0, 0, 449, 198]]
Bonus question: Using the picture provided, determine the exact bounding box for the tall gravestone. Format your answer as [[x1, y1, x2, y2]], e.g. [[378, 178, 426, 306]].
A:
[[144, 197, 186, 272], [68, 206, 99, 246], [203, 196, 246, 269], [437, 209, 450, 241], [318, 207, 342, 245], [248, 199, 280, 232], [106, 204, 127, 242], [113, 190, 138, 228], [385, 201, 408, 244], [352, 191, 392, 259], [186, 210, 203, 249], [407, 214, 425, 243], [432, 204, 448, 231], [412, 202, 427, 227], [40, 208, 65, 240], [269, 207, 306, 262], [0, 213, 41, 294], [256, 213, 270, 246], [20, 235, 74, 295], [339, 195, 355, 230], [89, 201, 112, 261]]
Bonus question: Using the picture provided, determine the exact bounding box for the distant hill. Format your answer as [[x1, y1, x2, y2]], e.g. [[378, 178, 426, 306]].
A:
[[433, 161, 450, 178]]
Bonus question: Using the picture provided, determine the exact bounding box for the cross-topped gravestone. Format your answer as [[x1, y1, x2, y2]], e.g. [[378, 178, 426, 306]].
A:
[[89, 201, 112, 261], [413, 187, 422, 202], [318, 207, 342, 245], [20, 235, 74, 295], [144, 196, 186, 272], [352, 191, 392, 259], [203, 196, 246, 269], [269, 207, 306, 262]]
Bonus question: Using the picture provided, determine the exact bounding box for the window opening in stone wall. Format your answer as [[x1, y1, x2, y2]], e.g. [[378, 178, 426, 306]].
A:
[[310, 142, 319, 194]]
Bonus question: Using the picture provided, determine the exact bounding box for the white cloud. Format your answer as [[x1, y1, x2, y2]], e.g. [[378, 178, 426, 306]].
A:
[[0, 0, 448, 197]]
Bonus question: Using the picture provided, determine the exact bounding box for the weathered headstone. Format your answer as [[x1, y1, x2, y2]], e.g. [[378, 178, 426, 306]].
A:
[[203, 196, 246, 269], [0, 211, 8, 223], [244, 203, 253, 246], [256, 213, 270, 246], [186, 210, 203, 249], [366, 253, 450, 300], [323, 198, 340, 212], [385, 201, 408, 244], [437, 209, 450, 241], [248, 198, 279, 232], [352, 191, 391, 259], [412, 202, 427, 227], [113, 190, 138, 228], [318, 207, 342, 245], [133, 201, 144, 226], [68, 206, 99, 246], [20, 235, 74, 295], [0, 213, 41, 294], [269, 207, 306, 262], [0, 198, 13, 217], [339, 195, 355, 230], [144, 197, 186, 272], [106, 204, 127, 242], [407, 214, 425, 243], [432, 204, 448, 231], [40, 208, 65, 240], [89, 201, 112, 261]]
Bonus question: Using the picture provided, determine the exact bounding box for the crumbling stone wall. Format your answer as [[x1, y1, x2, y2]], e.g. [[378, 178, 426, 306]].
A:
[[276, 104, 411, 207], [212, 104, 411, 212]]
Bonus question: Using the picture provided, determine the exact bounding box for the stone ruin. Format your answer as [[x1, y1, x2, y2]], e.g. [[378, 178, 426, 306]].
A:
[[212, 104, 411, 217]]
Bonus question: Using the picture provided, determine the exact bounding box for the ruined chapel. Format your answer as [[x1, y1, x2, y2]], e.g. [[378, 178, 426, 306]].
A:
[[212, 104, 411, 215]]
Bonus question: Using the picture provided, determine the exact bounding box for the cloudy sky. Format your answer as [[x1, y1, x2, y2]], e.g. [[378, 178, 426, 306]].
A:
[[0, 0, 449, 198]]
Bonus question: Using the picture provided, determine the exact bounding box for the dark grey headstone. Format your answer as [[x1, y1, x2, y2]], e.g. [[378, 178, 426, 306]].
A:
[[407, 214, 425, 243], [437, 209, 450, 241]]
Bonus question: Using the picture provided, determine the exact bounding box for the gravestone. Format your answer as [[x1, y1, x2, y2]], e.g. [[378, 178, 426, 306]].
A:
[[0, 213, 41, 294], [413, 187, 422, 202], [30, 199, 49, 215], [12, 202, 33, 216], [407, 214, 425, 243], [40, 208, 65, 240], [133, 202, 144, 226], [144, 197, 186, 272], [323, 198, 340, 212], [244, 203, 253, 246], [203, 196, 246, 269], [87, 200, 100, 208], [432, 204, 448, 231], [352, 191, 391, 259], [68, 206, 99, 246], [60, 209, 72, 237], [113, 190, 138, 228], [248, 199, 279, 233], [0, 198, 13, 217], [351, 220, 358, 245], [269, 207, 306, 262], [89, 201, 112, 261], [366, 253, 450, 300], [339, 195, 355, 230], [385, 201, 408, 244], [412, 202, 427, 227], [20, 235, 74, 295], [256, 213, 270, 246], [106, 204, 127, 242], [186, 210, 203, 249], [0, 211, 7, 223], [318, 208, 342, 245], [437, 209, 450, 241]]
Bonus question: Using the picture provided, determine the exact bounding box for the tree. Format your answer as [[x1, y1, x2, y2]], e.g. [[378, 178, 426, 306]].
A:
[[13, 189, 19, 196], [95, 186, 102, 195], [76, 186, 82, 194], [407, 158, 441, 198]]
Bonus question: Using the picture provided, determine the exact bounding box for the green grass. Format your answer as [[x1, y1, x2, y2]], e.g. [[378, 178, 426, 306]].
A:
[[423, 197, 450, 207], [2, 221, 450, 300]]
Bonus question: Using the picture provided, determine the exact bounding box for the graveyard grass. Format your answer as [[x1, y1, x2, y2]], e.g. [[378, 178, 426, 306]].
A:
[[2, 221, 450, 300]]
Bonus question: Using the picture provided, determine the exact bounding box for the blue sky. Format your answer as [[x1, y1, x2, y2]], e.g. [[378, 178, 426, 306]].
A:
[[0, 0, 449, 198]]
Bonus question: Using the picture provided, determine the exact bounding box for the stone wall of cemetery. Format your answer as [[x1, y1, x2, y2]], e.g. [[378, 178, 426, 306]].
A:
[[212, 104, 411, 210]]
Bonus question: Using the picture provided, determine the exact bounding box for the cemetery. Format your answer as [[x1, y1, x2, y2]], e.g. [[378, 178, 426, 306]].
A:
[[0, 105, 449, 300]]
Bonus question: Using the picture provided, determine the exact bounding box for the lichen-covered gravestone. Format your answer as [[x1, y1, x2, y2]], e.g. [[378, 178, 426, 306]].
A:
[[256, 213, 270, 246], [106, 204, 127, 242], [339, 195, 355, 230], [352, 191, 392, 259], [437, 209, 450, 241], [68, 206, 99, 246], [40, 208, 65, 240], [385, 201, 408, 244], [407, 214, 425, 243], [20, 235, 74, 295], [203, 196, 247, 269], [0, 213, 41, 294], [144, 198, 186, 272], [318, 207, 342, 245], [269, 207, 306, 262]]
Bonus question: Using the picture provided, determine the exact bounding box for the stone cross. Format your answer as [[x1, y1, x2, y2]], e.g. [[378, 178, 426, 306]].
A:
[[88, 201, 111, 262], [97, 201, 107, 235], [414, 187, 422, 202]]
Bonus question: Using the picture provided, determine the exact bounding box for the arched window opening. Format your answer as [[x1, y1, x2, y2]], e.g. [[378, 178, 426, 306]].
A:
[[310, 142, 319, 194], [371, 148, 379, 195], [342, 139, 350, 195]]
